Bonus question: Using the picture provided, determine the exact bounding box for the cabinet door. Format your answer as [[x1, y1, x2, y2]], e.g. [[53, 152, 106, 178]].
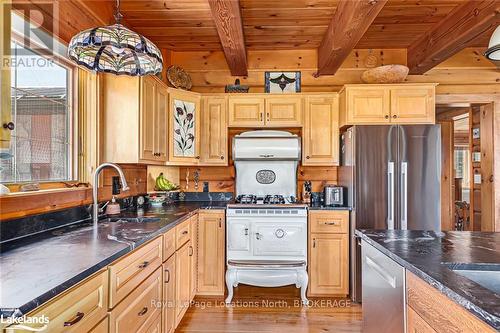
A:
[[197, 211, 225, 295], [303, 95, 339, 165], [190, 215, 198, 300], [140, 77, 158, 162], [163, 255, 176, 333], [407, 306, 437, 333], [309, 233, 348, 296], [346, 87, 390, 124], [201, 96, 228, 165], [175, 241, 192, 327], [228, 96, 265, 127], [168, 89, 201, 165], [155, 83, 169, 161], [390, 86, 435, 124], [265, 96, 302, 126]]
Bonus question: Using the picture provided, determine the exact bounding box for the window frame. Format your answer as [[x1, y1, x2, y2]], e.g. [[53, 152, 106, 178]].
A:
[[2, 31, 79, 186]]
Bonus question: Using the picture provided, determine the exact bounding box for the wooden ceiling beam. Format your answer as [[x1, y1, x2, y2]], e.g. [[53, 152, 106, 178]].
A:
[[316, 0, 388, 76], [407, 1, 500, 75], [208, 0, 247, 76]]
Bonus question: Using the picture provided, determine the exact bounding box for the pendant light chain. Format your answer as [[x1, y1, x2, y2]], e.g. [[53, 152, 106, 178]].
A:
[[114, 0, 123, 25]]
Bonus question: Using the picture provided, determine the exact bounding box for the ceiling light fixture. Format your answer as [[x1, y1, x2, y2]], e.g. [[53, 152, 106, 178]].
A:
[[484, 25, 500, 62], [67, 0, 163, 76]]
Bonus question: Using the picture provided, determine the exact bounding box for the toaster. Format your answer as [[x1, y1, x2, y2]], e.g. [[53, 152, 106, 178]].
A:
[[323, 186, 345, 206]]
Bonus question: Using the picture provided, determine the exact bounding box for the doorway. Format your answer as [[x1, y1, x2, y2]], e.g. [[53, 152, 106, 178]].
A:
[[437, 103, 495, 231]]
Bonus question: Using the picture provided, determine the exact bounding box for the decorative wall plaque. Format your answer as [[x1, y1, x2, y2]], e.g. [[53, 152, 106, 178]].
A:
[[256, 170, 276, 184]]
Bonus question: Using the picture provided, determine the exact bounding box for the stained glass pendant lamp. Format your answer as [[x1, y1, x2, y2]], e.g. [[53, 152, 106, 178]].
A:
[[68, 0, 163, 76]]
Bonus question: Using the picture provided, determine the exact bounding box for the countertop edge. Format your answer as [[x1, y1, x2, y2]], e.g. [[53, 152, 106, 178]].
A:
[[355, 230, 500, 330]]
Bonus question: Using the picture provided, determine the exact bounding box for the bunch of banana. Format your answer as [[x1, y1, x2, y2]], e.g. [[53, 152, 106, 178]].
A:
[[155, 173, 178, 191]]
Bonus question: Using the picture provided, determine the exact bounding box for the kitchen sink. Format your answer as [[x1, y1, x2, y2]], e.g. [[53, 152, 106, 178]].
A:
[[445, 263, 500, 294], [100, 217, 161, 223]]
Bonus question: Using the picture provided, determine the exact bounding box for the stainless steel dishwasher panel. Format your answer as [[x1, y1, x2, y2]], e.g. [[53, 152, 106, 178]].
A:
[[361, 240, 406, 333]]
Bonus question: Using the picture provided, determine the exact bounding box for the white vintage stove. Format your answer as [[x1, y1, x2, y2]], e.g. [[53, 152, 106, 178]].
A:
[[225, 130, 308, 304]]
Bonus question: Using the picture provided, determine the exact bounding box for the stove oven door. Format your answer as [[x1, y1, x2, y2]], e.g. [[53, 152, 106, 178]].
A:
[[227, 219, 251, 254], [252, 221, 306, 258]]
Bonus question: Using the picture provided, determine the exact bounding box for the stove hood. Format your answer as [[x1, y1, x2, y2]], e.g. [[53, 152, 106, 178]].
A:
[[232, 130, 301, 161]]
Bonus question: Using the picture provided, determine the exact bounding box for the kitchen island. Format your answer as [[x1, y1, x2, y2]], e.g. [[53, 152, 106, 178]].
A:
[[357, 229, 500, 332]]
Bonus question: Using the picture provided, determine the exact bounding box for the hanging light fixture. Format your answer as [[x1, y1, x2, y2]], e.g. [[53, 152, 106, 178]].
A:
[[68, 0, 163, 76], [484, 25, 500, 63]]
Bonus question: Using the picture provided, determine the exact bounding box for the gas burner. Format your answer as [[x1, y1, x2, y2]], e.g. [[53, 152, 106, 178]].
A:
[[235, 194, 257, 204]]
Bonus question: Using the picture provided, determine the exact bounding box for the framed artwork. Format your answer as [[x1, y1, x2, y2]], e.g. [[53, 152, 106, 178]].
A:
[[264, 71, 301, 93], [173, 99, 196, 157]]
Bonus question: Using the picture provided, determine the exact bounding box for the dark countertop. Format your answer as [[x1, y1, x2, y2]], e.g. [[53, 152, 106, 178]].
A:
[[356, 230, 500, 330], [0, 201, 227, 318], [306, 204, 352, 211]]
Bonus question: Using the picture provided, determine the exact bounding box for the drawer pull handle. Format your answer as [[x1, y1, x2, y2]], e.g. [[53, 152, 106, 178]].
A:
[[165, 269, 170, 283], [182, 230, 188, 235], [189, 245, 194, 256], [313, 238, 316, 248], [138, 307, 148, 316], [64, 312, 84, 326], [324, 221, 338, 225], [138, 261, 150, 269]]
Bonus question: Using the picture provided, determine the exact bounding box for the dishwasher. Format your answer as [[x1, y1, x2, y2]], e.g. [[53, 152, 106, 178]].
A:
[[361, 240, 406, 333]]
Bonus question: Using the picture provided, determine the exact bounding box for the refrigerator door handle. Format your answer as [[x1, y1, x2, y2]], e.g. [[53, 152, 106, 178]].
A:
[[387, 162, 395, 230], [401, 162, 408, 230]]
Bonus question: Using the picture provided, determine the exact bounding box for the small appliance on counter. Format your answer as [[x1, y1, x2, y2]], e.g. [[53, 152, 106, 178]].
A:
[[323, 185, 345, 206]]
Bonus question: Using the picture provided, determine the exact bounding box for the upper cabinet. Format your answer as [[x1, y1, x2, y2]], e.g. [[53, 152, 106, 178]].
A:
[[201, 96, 228, 165], [303, 95, 339, 166], [228, 95, 302, 127], [168, 89, 201, 165], [102, 75, 168, 165], [340, 84, 436, 126]]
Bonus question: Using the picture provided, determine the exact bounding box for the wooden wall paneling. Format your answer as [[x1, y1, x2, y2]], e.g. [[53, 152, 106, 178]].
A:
[[317, 0, 388, 75], [439, 120, 454, 231], [479, 103, 495, 231], [407, 1, 500, 74], [208, 0, 248, 76]]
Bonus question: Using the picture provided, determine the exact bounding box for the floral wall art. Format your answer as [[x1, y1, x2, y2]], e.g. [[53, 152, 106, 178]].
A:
[[173, 99, 196, 157]]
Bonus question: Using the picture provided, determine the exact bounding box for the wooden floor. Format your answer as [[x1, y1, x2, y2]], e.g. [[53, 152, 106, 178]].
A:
[[176, 286, 363, 333]]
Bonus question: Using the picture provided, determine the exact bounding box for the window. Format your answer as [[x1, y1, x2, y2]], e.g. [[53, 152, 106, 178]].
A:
[[0, 14, 75, 184]]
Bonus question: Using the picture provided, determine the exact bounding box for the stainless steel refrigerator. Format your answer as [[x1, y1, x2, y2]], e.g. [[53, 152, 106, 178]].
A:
[[339, 125, 441, 303]]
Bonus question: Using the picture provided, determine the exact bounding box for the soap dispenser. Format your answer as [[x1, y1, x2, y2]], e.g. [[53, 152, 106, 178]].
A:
[[105, 176, 122, 215]]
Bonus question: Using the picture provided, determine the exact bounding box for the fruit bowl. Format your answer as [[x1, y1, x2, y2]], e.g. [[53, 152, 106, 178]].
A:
[[147, 194, 166, 207]]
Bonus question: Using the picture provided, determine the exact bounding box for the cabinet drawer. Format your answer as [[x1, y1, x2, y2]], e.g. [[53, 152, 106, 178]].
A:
[[109, 267, 162, 333], [176, 219, 191, 249], [109, 237, 163, 308], [163, 228, 176, 261], [89, 316, 108, 333], [6, 271, 108, 333], [309, 210, 349, 233]]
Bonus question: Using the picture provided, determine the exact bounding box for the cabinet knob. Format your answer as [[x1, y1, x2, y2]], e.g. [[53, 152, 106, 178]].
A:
[[196, 156, 200, 159], [393, 115, 397, 119], [2, 122, 14, 130], [220, 155, 224, 160], [306, 156, 310, 159], [385, 115, 389, 119]]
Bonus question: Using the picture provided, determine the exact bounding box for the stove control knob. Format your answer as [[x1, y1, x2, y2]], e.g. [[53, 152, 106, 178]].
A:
[[275, 229, 285, 238]]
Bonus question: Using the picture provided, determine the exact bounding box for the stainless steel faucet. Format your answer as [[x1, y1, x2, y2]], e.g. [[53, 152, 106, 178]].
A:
[[92, 163, 129, 226]]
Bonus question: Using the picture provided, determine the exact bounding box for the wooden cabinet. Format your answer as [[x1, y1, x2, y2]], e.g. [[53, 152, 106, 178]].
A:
[[5, 270, 109, 333], [228, 96, 265, 126], [109, 267, 162, 333], [102, 75, 168, 164], [201, 96, 228, 165], [197, 210, 225, 296], [265, 96, 302, 126], [391, 86, 435, 123], [406, 271, 496, 333], [108, 237, 163, 308], [168, 89, 201, 165], [303, 95, 339, 166], [175, 240, 193, 327], [163, 227, 176, 262], [88, 317, 108, 333], [163, 255, 176, 333], [176, 219, 192, 249], [340, 84, 436, 126], [308, 210, 349, 296]]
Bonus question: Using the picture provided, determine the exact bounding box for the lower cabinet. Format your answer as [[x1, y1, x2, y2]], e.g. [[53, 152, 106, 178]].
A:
[[162, 255, 176, 333], [109, 267, 162, 333], [175, 240, 193, 327], [88, 317, 108, 333], [407, 306, 436, 333], [190, 215, 198, 300], [308, 210, 349, 296], [197, 210, 226, 296]]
